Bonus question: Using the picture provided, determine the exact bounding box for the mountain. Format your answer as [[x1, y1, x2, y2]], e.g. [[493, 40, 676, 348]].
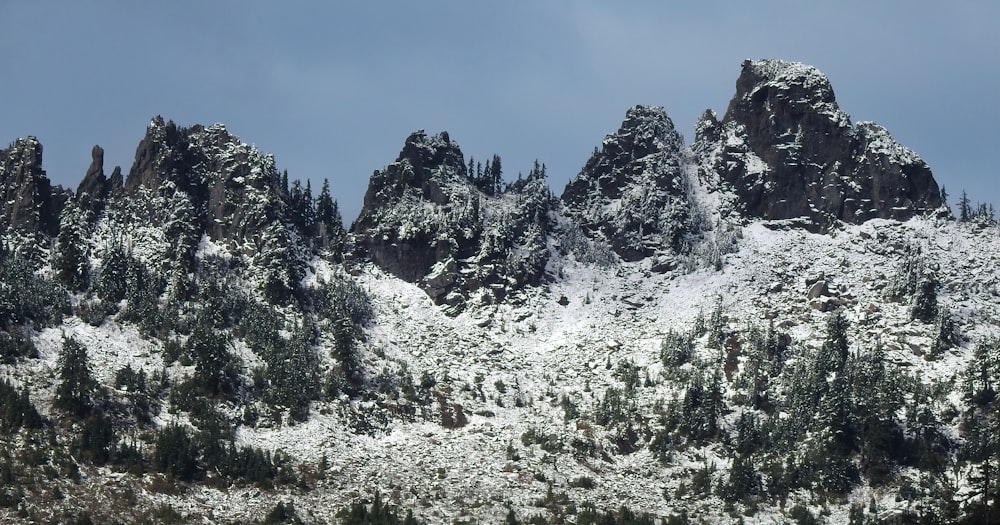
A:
[[1, 60, 997, 525]]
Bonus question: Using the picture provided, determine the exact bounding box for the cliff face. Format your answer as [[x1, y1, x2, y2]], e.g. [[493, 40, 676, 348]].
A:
[[123, 116, 289, 249], [0, 137, 62, 237], [562, 105, 692, 262], [352, 131, 553, 310], [697, 59, 944, 228]]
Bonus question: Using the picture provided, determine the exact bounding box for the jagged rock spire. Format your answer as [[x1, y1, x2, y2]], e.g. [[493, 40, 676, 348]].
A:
[[698, 59, 944, 228]]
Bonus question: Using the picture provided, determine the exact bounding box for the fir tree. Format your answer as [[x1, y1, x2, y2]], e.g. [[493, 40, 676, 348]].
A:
[[54, 337, 98, 417], [911, 273, 939, 323], [959, 190, 971, 222], [54, 201, 90, 291]]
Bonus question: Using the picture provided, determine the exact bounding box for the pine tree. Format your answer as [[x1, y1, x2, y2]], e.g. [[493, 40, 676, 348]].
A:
[[259, 221, 300, 304], [54, 201, 90, 291], [54, 337, 97, 417], [186, 315, 235, 396], [912, 273, 938, 323], [959, 190, 971, 222], [315, 179, 346, 256], [97, 240, 130, 303], [489, 154, 503, 195]]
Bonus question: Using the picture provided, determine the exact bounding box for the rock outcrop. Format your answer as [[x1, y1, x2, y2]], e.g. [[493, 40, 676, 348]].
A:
[[562, 105, 691, 261], [352, 131, 552, 309], [0, 137, 61, 236], [123, 116, 288, 247], [698, 59, 944, 229]]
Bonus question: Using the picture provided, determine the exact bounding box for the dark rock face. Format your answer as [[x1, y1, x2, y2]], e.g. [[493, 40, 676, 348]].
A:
[[352, 131, 475, 284], [700, 59, 944, 228], [76, 145, 115, 213], [352, 131, 552, 309], [562, 105, 690, 261], [123, 117, 287, 247], [0, 137, 60, 236]]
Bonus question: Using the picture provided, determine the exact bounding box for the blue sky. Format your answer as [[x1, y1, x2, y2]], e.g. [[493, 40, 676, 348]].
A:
[[2, 2, 998, 221]]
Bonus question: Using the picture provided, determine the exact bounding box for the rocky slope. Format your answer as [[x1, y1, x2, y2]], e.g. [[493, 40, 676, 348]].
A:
[[2, 59, 993, 525]]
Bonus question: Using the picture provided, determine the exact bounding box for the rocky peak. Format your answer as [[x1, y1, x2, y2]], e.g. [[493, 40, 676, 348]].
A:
[[700, 59, 943, 228], [121, 117, 288, 243], [562, 105, 691, 262], [352, 131, 554, 310], [76, 145, 114, 211], [352, 130, 476, 285], [0, 136, 60, 236], [358, 130, 468, 215]]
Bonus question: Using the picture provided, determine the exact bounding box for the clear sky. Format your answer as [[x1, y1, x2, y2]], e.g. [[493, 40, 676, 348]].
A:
[[2, 2, 997, 222]]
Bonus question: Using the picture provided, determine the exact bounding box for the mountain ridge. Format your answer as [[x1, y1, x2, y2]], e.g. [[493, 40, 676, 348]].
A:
[[2, 60, 994, 525]]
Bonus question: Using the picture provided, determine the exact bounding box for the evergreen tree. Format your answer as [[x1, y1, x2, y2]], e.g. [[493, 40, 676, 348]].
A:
[[186, 314, 235, 396], [54, 201, 90, 291], [163, 190, 198, 298], [959, 190, 971, 222], [54, 337, 98, 417], [258, 221, 302, 304], [97, 240, 130, 303], [911, 273, 939, 323], [315, 179, 345, 255], [488, 154, 503, 195], [154, 423, 199, 481], [76, 411, 114, 464], [0, 378, 42, 432]]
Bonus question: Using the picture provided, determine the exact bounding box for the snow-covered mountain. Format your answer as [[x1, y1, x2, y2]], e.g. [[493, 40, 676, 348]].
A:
[[0, 60, 996, 525]]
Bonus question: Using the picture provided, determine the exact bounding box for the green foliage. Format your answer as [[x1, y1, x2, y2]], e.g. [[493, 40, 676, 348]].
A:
[[262, 500, 304, 525], [185, 314, 238, 396], [339, 491, 422, 525], [911, 273, 939, 323], [54, 201, 91, 292], [964, 337, 1000, 407], [261, 328, 321, 420], [75, 411, 114, 464], [595, 387, 633, 427], [310, 276, 375, 326], [258, 221, 305, 304], [0, 329, 38, 364], [679, 369, 724, 441], [0, 243, 69, 329], [931, 310, 959, 356], [0, 378, 42, 432], [154, 423, 199, 482], [54, 337, 98, 417], [660, 328, 695, 371], [96, 240, 129, 303], [102, 248, 166, 334]]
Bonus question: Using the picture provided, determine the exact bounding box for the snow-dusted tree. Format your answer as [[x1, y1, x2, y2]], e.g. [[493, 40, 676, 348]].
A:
[[959, 190, 972, 223], [911, 272, 939, 323], [96, 240, 129, 303], [163, 190, 199, 298], [315, 179, 345, 254], [258, 221, 303, 304], [54, 201, 90, 291], [54, 337, 97, 417], [0, 378, 42, 432], [186, 314, 236, 396]]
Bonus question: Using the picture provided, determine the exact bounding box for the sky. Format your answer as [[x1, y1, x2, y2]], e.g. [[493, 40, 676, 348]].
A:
[[2, 2, 998, 222]]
